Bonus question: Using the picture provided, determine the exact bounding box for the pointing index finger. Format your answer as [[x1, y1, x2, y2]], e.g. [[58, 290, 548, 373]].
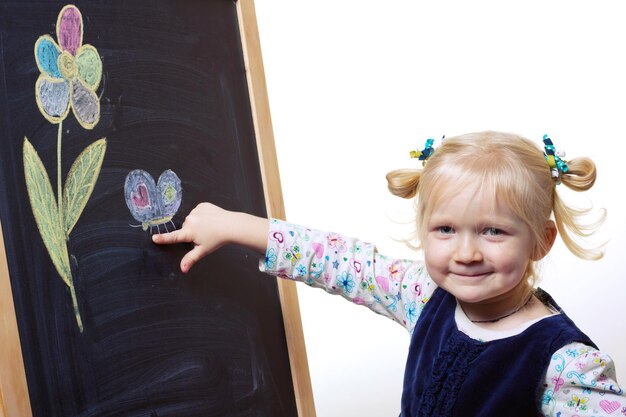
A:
[[152, 229, 190, 245]]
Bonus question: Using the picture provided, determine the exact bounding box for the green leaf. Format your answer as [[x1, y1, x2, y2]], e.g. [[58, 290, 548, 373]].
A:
[[23, 137, 72, 286], [63, 138, 107, 236]]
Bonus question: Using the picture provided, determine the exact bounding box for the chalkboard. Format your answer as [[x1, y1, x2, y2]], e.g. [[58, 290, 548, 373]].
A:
[[0, 1, 314, 416]]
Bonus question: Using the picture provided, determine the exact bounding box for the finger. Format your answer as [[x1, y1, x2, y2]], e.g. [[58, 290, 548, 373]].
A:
[[180, 245, 209, 273], [152, 229, 191, 245]]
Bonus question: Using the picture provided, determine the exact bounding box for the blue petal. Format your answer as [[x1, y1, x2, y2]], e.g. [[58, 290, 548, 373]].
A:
[[35, 36, 62, 78], [156, 170, 182, 218], [36, 76, 70, 122], [124, 170, 158, 223]]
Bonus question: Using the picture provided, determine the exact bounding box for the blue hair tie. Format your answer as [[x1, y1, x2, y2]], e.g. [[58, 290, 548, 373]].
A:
[[410, 137, 442, 166], [543, 134, 568, 182]]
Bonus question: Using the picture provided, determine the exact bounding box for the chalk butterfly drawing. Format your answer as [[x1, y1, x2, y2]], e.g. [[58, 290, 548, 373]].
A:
[[23, 5, 105, 332], [124, 170, 182, 233]]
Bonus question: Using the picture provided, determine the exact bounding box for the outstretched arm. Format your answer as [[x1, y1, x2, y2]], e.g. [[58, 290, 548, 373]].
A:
[[152, 202, 269, 273], [261, 219, 435, 331]]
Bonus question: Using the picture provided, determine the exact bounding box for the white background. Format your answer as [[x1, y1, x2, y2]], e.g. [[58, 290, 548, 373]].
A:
[[254, 1, 626, 416]]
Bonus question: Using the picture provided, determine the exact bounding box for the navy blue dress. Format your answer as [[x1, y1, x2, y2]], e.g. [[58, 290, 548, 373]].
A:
[[401, 288, 597, 417]]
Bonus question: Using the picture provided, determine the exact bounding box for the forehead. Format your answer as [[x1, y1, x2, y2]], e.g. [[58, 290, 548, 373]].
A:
[[420, 166, 526, 226], [427, 182, 512, 221]]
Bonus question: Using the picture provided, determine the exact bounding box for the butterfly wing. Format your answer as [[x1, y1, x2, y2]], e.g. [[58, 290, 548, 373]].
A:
[[156, 169, 182, 219], [124, 169, 158, 223]]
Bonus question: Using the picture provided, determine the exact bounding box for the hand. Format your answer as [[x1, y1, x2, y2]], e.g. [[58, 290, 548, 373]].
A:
[[152, 203, 269, 273]]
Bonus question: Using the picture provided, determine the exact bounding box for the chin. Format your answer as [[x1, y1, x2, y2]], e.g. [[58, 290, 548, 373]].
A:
[[452, 292, 489, 304], [437, 284, 482, 303]]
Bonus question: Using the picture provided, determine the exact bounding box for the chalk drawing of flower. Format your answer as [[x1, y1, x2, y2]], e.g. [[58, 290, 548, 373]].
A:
[[24, 4, 106, 332], [34, 4, 102, 129]]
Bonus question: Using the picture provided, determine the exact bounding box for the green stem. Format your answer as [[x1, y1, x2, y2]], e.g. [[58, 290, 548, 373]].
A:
[[69, 280, 84, 332], [57, 122, 83, 332], [57, 122, 63, 226]]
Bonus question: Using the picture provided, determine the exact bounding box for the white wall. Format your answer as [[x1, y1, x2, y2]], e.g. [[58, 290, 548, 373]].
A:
[[254, 2, 626, 416]]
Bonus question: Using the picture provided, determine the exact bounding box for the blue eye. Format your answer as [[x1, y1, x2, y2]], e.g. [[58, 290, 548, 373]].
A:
[[484, 227, 502, 236], [438, 226, 454, 234]]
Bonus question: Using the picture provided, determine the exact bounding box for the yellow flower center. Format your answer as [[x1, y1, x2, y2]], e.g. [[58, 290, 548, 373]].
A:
[[163, 184, 177, 203], [58, 51, 76, 79]]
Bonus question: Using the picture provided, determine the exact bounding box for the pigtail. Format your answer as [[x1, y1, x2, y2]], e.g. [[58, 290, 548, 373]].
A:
[[560, 157, 597, 191], [386, 169, 422, 199], [553, 156, 605, 260]]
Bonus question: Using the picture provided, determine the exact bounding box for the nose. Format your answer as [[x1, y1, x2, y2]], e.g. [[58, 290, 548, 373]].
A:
[[453, 234, 483, 264]]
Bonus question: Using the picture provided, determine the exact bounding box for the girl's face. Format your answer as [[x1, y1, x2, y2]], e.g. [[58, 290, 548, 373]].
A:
[[423, 185, 535, 313]]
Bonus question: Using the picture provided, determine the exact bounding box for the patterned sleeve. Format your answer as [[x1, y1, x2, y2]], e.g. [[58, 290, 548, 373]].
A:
[[539, 342, 625, 416], [259, 218, 436, 332]]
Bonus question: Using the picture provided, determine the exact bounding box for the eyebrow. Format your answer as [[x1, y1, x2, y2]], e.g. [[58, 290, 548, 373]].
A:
[[428, 215, 517, 229]]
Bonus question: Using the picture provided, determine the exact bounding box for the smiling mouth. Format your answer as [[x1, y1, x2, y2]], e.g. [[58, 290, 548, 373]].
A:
[[450, 272, 492, 279]]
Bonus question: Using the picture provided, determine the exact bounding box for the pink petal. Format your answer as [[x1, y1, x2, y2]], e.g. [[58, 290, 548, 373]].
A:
[[57, 5, 82, 55]]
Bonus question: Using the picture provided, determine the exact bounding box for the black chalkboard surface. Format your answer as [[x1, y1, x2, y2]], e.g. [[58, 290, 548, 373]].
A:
[[0, 1, 308, 416]]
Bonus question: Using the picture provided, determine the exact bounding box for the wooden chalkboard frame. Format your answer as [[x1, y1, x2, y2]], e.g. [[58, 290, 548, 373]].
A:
[[0, 1, 315, 416]]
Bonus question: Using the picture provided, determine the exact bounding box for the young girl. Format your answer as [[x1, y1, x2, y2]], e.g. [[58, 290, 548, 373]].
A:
[[153, 131, 624, 416]]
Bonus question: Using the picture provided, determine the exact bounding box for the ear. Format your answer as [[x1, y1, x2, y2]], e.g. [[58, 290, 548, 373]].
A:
[[532, 220, 557, 260]]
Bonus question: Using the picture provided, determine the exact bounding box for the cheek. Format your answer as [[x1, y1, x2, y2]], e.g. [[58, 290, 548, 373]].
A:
[[490, 246, 529, 274], [423, 240, 447, 269]]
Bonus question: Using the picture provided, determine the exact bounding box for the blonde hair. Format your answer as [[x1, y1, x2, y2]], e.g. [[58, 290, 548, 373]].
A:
[[386, 131, 604, 286]]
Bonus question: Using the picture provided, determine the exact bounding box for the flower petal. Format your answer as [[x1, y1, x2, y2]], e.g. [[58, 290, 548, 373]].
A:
[[34, 35, 62, 78], [57, 5, 83, 55], [71, 79, 100, 129], [35, 76, 70, 123], [76, 45, 102, 90]]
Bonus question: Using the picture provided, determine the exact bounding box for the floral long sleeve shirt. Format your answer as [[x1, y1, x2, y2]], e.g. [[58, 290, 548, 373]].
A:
[[259, 219, 625, 417]]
